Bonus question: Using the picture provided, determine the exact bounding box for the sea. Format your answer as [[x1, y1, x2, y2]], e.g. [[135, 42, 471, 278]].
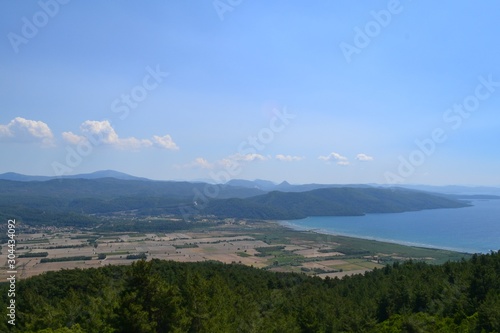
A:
[[279, 199, 500, 254]]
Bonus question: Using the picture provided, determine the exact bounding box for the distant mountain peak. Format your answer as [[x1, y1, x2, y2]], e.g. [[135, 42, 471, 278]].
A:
[[0, 170, 149, 182], [66, 170, 147, 180]]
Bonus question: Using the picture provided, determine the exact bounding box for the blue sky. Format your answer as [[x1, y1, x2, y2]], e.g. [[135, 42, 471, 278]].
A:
[[1, 1, 499, 185]]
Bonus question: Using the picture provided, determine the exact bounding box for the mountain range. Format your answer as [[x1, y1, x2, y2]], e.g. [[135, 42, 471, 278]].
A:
[[0, 170, 489, 225], [0, 170, 148, 182], [202, 187, 470, 219], [4, 170, 499, 195]]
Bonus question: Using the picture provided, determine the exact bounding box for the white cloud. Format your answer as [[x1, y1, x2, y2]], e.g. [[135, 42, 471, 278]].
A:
[[179, 157, 213, 169], [222, 153, 267, 164], [194, 157, 212, 169], [115, 137, 153, 150], [318, 152, 350, 165], [0, 117, 54, 146], [236, 153, 267, 161], [152, 134, 179, 150], [62, 120, 178, 151], [61, 131, 87, 145], [179, 152, 267, 171], [356, 153, 374, 161], [79, 120, 119, 145], [275, 154, 304, 162]]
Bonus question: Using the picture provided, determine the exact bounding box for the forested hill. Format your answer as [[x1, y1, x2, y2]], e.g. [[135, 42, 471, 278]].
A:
[[0, 178, 469, 225], [0, 178, 265, 200], [201, 187, 470, 219], [1, 252, 499, 332]]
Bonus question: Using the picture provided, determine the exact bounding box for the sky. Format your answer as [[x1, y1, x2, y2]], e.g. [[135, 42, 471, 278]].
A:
[[1, 1, 499, 185]]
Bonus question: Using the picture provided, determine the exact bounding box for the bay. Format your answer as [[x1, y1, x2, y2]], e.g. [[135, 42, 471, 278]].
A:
[[279, 199, 500, 253]]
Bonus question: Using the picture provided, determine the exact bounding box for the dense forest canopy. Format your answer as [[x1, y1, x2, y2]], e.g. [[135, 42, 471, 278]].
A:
[[1, 251, 499, 332]]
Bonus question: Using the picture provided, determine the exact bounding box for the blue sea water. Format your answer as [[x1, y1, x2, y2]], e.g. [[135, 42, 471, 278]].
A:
[[279, 199, 500, 253]]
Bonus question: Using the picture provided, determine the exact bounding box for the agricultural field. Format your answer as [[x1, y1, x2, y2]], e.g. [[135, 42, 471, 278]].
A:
[[0, 220, 471, 280]]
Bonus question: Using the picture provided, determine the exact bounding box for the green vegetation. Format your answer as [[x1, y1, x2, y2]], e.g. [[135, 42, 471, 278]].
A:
[[255, 245, 286, 255], [70, 235, 94, 239], [253, 245, 303, 266], [247, 224, 470, 264], [317, 248, 339, 253], [0, 178, 262, 226], [334, 246, 371, 256], [202, 187, 469, 219], [173, 244, 199, 249], [44, 244, 87, 249], [0, 179, 469, 227], [95, 219, 218, 233], [40, 256, 92, 263], [1, 252, 499, 332], [126, 253, 147, 260], [102, 251, 130, 256], [19, 252, 49, 258], [18, 238, 50, 244]]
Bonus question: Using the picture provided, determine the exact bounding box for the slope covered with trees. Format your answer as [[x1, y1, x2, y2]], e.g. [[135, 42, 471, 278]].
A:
[[1, 251, 499, 332], [202, 187, 469, 219], [0, 178, 263, 226], [0, 179, 469, 226]]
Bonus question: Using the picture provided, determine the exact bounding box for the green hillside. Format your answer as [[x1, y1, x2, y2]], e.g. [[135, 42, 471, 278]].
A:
[[0, 179, 469, 226], [1, 252, 499, 332], [0, 178, 262, 226], [202, 187, 469, 219]]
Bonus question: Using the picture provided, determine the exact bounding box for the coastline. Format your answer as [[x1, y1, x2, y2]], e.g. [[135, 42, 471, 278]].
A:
[[274, 199, 500, 255], [275, 220, 476, 255]]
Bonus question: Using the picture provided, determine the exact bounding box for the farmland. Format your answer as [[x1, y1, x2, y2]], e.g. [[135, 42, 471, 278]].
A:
[[0, 219, 471, 280]]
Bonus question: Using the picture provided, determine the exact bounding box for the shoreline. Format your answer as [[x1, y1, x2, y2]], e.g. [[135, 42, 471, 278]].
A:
[[272, 199, 500, 255], [276, 220, 477, 255]]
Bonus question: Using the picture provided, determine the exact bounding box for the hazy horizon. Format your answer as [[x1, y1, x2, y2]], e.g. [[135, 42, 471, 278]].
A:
[[2, 168, 500, 189]]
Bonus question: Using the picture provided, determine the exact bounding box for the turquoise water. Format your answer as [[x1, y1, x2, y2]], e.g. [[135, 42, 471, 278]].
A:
[[280, 199, 500, 253]]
